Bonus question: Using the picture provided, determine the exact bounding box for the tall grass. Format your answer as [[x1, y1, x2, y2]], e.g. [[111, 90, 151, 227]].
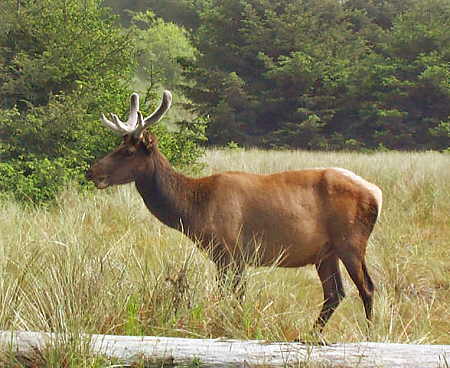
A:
[[0, 149, 448, 365]]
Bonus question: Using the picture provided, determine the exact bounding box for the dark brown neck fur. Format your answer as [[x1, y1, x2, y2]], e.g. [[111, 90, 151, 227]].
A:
[[134, 147, 200, 232]]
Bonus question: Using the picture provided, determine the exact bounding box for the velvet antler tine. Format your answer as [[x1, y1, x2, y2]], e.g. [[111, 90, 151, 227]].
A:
[[143, 91, 172, 126], [137, 111, 144, 128], [134, 91, 172, 138], [127, 93, 140, 128], [100, 113, 122, 135], [100, 91, 170, 136], [111, 113, 130, 133]]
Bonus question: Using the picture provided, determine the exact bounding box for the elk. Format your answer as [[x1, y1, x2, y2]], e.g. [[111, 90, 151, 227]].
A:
[[86, 91, 382, 332]]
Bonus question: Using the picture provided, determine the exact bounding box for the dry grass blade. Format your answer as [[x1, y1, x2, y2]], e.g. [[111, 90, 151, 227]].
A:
[[0, 149, 449, 367]]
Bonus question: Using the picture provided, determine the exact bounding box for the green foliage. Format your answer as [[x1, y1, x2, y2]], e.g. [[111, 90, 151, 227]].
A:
[[0, 92, 119, 203], [344, 0, 419, 30], [346, 0, 450, 150], [226, 141, 242, 150], [429, 119, 450, 151], [104, 0, 204, 29], [268, 115, 328, 150], [0, 0, 133, 203], [131, 11, 196, 92], [126, 11, 206, 172], [181, 0, 450, 150], [0, 0, 205, 204], [0, 157, 80, 203], [152, 117, 208, 172], [0, 92, 207, 203], [99, 0, 450, 150], [124, 295, 145, 336], [183, 0, 368, 147], [0, 0, 134, 110]]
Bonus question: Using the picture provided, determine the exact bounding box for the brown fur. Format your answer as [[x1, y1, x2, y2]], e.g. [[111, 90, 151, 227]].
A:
[[86, 132, 382, 331]]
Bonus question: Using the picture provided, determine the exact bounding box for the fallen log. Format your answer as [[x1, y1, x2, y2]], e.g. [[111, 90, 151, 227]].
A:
[[0, 330, 448, 368]]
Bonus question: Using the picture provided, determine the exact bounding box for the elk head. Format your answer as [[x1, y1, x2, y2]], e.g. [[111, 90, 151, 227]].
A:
[[86, 91, 172, 189]]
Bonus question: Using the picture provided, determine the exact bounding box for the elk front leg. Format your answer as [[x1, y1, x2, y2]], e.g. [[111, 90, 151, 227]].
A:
[[314, 253, 346, 332], [211, 247, 245, 299]]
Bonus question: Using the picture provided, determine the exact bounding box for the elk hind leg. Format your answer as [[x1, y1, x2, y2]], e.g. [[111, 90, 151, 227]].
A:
[[338, 250, 374, 323], [313, 253, 346, 332]]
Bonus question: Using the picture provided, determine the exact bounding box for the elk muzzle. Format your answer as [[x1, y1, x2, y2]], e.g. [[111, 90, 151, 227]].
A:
[[86, 166, 110, 189]]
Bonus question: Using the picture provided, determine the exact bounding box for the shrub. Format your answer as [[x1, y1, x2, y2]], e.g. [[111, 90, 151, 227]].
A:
[[0, 98, 207, 204], [0, 0, 206, 204], [153, 117, 208, 172]]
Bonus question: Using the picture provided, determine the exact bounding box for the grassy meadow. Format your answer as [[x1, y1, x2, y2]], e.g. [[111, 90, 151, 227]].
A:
[[0, 149, 449, 366]]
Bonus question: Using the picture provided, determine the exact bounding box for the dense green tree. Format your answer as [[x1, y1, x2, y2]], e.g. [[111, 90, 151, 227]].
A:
[[0, 0, 135, 202], [182, 0, 449, 150], [184, 0, 370, 148], [137, 0, 202, 29], [0, 0, 133, 111], [104, 0, 202, 29], [131, 11, 196, 96], [0, 0, 205, 203], [345, 0, 419, 30], [343, 0, 450, 149]]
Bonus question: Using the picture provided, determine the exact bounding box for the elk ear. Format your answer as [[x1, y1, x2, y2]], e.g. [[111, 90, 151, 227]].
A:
[[122, 134, 141, 151], [122, 134, 134, 144], [140, 131, 156, 152]]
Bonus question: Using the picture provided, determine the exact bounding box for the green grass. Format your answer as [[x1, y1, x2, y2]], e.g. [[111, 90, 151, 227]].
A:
[[0, 149, 449, 366]]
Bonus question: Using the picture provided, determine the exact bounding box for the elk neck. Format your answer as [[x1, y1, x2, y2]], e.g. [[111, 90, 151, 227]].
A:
[[134, 147, 199, 232]]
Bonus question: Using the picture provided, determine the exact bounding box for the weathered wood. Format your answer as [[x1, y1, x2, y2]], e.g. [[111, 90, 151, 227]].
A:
[[0, 331, 448, 367]]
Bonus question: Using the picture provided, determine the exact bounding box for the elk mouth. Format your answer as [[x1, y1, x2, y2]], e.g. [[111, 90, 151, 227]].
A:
[[86, 171, 110, 189], [94, 179, 110, 189], [90, 175, 134, 189]]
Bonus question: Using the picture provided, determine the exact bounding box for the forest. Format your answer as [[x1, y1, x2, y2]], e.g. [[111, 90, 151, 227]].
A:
[[0, 0, 449, 202], [106, 0, 450, 150]]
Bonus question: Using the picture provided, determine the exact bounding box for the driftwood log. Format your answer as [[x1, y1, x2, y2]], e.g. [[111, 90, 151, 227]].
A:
[[0, 331, 448, 367]]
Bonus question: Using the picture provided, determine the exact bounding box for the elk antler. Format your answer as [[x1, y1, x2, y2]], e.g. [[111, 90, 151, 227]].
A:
[[100, 93, 139, 136], [100, 91, 172, 138]]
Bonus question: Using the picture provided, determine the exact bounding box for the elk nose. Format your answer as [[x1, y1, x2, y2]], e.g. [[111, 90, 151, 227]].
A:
[[85, 169, 93, 180]]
